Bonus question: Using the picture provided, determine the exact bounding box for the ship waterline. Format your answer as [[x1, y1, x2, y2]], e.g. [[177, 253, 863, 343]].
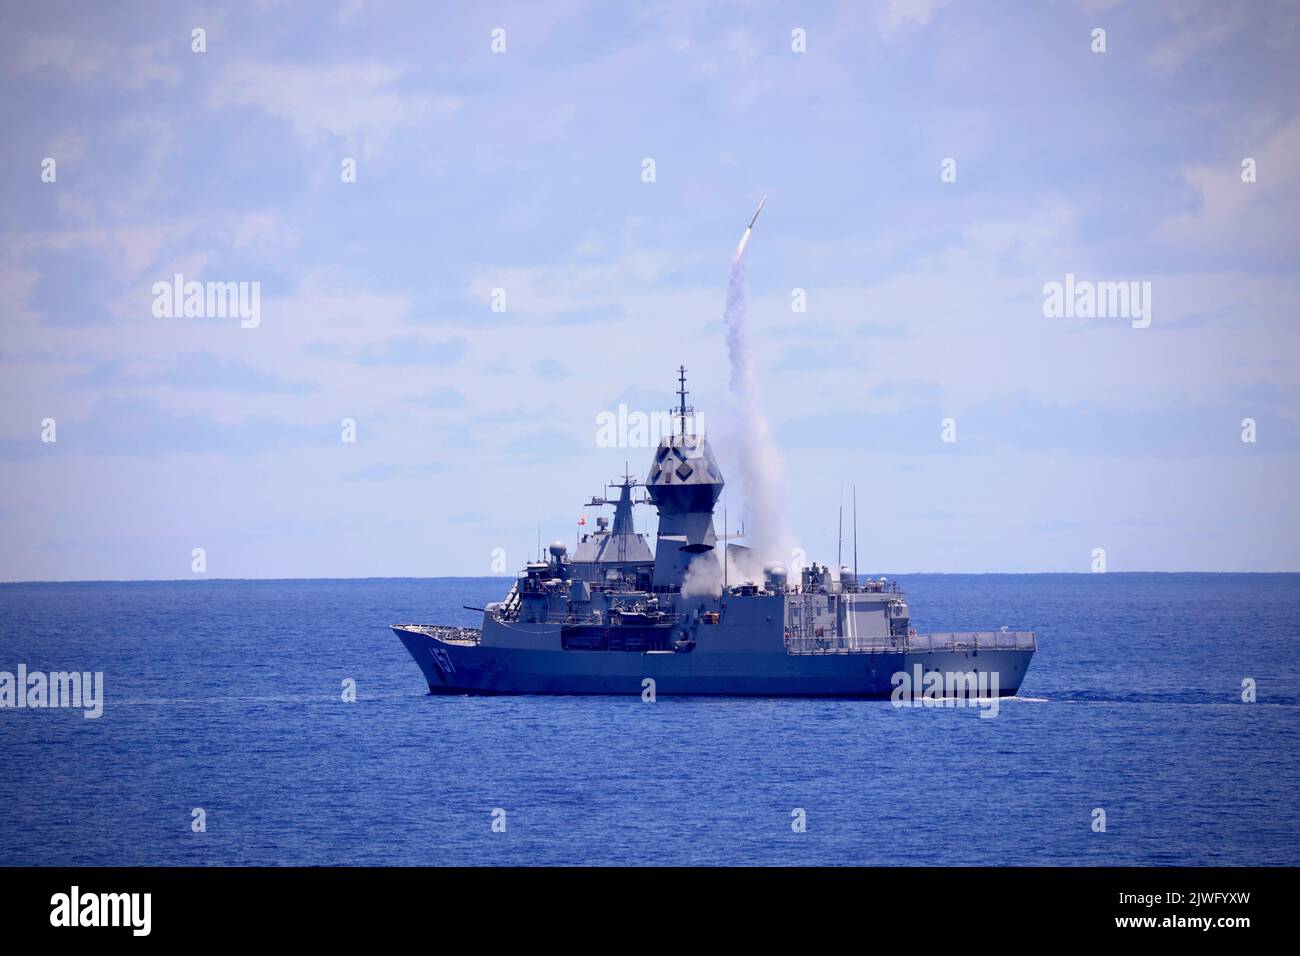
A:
[[394, 624, 1035, 698]]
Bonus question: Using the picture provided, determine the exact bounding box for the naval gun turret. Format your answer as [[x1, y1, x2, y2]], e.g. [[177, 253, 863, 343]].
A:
[[645, 366, 724, 588]]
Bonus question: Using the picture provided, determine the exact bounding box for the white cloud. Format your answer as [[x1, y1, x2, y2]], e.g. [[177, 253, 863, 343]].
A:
[[1145, 1, 1251, 72], [1161, 116, 1300, 251], [467, 248, 684, 318], [336, 0, 367, 24], [16, 34, 182, 90], [875, 0, 951, 37], [208, 61, 460, 146]]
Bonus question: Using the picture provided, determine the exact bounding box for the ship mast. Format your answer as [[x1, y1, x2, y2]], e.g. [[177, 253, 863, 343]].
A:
[[853, 485, 858, 587], [838, 485, 843, 569], [676, 364, 689, 439]]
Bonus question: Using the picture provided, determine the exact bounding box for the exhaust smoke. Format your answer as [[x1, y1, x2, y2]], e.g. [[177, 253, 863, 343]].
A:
[[721, 197, 792, 578]]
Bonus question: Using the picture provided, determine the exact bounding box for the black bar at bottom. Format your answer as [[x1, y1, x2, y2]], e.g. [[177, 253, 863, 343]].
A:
[[0, 866, 1282, 941]]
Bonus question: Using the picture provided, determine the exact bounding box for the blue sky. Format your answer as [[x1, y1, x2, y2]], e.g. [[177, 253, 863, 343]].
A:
[[2, 0, 1298, 579]]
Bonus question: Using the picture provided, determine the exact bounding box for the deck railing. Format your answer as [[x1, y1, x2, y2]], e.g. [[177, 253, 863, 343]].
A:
[[398, 614, 685, 640], [785, 630, 1036, 656], [394, 624, 482, 644], [499, 612, 683, 627]]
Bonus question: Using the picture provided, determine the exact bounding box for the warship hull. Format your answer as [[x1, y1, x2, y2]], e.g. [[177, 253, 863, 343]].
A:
[[391, 369, 1037, 699], [394, 625, 1033, 698]]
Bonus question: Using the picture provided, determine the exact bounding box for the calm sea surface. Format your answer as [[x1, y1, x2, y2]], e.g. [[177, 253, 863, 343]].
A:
[[1, 574, 1297, 866]]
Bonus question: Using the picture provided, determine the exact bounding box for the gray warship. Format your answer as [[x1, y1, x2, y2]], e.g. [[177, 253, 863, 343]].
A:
[[394, 371, 1036, 698]]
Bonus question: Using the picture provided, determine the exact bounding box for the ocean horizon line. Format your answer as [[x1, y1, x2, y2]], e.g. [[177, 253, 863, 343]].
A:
[[3, 570, 1299, 586]]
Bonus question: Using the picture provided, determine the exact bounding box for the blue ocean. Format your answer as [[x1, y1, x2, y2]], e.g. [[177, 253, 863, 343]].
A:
[[1, 574, 1297, 866]]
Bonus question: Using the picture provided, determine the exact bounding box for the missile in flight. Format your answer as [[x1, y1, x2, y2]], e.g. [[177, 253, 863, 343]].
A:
[[735, 195, 768, 260]]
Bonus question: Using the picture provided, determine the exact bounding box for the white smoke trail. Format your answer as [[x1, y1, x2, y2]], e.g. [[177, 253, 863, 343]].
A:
[[722, 222, 792, 573], [681, 553, 723, 598]]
